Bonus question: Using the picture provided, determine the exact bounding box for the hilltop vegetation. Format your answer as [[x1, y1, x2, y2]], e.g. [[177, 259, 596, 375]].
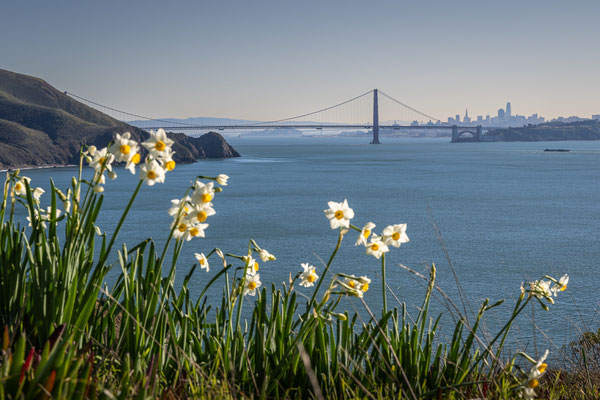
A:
[[489, 119, 600, 141], [0, 69, 239, 169]]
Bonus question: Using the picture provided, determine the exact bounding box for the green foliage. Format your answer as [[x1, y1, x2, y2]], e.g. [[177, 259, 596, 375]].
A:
[[0, 164, 573, 399]]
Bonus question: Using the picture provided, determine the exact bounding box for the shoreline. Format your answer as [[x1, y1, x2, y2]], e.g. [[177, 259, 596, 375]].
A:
[[0, 163, 78, 173]]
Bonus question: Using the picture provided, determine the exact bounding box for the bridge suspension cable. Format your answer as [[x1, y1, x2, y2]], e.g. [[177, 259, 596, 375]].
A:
[[248, 89, 374, 126], [378, 90, 440, 123], [64, 91, 198, 127]]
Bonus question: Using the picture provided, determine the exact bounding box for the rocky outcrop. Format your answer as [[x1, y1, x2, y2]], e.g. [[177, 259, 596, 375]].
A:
[[0, 68, 240, 169]]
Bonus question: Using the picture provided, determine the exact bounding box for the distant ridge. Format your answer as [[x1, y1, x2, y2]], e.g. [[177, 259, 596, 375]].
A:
[[0, 69, 239, 169]]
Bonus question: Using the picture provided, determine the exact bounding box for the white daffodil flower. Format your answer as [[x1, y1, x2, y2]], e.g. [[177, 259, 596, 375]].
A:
[[343, 275, 360, 291], [187, 223, 208, 240], [12, 176, 31, 196], [355, 222, 376, 246], [93, 185, 104, 193], [88, 147, 115, 174], [244, 273, 262, 296], [32, 187, 45, 203], [365, 236, 390, 259], [191, 181, 215, 205], [522, 350, 549, 399], [259, 249, 276, 262], [299, 263, 318, 287], [244, 256, 260, 274], [324, 199, 354, 229], [531, 279, 553, 302], [168, 197, 192, 217], [161, 148, 176, 172], [27, 207, 62, 229], [173, 221, 208, 241], [125, 152, 141, 174], [357, 275, 371, 292], [551, 274, 569, 296], [194, 252, 210, 272], [187, 202, 216, 225], [109, 132, 139, 163], [382, 224, 410, 248], [140, 160, 166, 186], [142, 129, 174, 159], [216, 174, 229, 186]]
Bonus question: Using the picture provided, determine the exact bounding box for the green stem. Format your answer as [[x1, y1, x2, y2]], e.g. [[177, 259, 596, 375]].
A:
[[468, 296, 530, 377], [307, 230, 344, 310], [95, 179, 143, 269], [381, 252, 387, 315]]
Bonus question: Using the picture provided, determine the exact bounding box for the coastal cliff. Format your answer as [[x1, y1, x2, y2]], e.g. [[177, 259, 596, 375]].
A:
[[0, 69, 239, 169]]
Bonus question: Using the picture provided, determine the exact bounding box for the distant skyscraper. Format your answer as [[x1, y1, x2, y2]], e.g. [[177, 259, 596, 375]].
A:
[[463, 109, 471, 124], [506, 102, 512, 118], [498, 108, 505, 120], [455, 114, 460, 123]]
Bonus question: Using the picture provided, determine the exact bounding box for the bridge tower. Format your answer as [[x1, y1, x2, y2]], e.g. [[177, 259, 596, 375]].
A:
[[371, 89, 380, 144]]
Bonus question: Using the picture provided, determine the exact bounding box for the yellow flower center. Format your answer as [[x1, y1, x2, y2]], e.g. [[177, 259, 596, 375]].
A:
[[362, 283, 369, 292], [560, 285, 567, 291], [371, 243, 379, 251], [334, 210, 344, 220], [528, 379, 539, 389], [248, 281, 257, 290], [199, 258, 205, 265], [131, 153, 141, 164], [147, 170, 157, 180], [363, 229, 371, 238], [196, 211, 207, 222], [201, 193, 212, 203], [99, 156, 106, 165], [254, 262, 259, 272], [538, 363, 547, 373], [15, 183, 22, 191], [307, 274, 316, 283], [348, 280, 356, 288], [392, 232, 401, 241], [120, 144, 131, 154], [190, 227, 200, 237], [155, 140, 166, 151], [178, 223, 187, 232], [166, 160, 176, 171]]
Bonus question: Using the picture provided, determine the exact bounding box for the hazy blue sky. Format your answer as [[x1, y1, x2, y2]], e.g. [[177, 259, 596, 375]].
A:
[[1, 0, 599, 121]]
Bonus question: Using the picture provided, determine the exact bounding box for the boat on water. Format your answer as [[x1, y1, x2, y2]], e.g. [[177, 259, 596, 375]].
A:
[[544, 149, 570, 152]]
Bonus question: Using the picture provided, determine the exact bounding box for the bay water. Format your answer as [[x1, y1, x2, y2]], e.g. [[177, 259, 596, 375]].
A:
[[17, 137, 600, 355]]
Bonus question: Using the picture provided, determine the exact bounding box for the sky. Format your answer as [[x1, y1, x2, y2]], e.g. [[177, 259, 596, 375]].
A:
[[1, 0, 599, 121]]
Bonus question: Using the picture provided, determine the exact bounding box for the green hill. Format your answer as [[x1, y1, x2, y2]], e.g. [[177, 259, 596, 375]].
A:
[[0, 69, 239, 168]]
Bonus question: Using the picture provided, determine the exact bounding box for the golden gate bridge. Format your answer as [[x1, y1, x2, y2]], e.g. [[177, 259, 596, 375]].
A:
[[66, 89, 498, 143]]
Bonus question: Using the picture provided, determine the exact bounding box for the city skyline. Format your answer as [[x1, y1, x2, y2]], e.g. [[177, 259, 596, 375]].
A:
[[1, 1, 599, 121]]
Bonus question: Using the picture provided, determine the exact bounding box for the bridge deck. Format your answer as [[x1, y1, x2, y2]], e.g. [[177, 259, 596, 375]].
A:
[[139, 125, 500, 131]]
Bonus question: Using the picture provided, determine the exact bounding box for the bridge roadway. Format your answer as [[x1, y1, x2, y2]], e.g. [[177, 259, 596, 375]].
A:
[[140, 124, 501, 131]]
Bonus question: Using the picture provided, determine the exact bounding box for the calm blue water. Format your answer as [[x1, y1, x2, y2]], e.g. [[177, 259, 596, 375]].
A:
[[16, 137, 600, 353]]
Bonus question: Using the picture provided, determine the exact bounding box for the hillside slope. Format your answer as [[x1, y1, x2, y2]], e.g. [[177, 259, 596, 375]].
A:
[[0, 69, 239, 168]]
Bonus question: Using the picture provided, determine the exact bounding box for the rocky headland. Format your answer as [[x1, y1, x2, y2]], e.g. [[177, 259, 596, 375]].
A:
[[486, 120, 600, 141], [0, 69, 239, 169]]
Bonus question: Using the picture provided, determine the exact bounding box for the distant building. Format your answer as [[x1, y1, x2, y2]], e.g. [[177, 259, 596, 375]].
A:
[[592, 114, 600, 120], [498, 108, 505, 120], [455, 114, 461, 123], [463, 109, 471, 124], [506, 102, 512, 118], [477, 115, 483, 123], [448, 117, 455, 124]]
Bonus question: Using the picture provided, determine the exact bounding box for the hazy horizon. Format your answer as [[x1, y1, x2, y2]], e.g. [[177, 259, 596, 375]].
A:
[[1, 1, 598, 121]]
